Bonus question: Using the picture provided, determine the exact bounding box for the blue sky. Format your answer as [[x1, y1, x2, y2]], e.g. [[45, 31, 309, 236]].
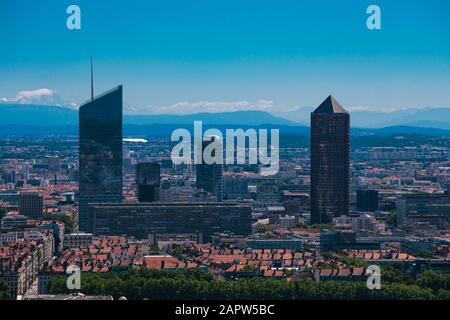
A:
[[0, 0, 449, 114]]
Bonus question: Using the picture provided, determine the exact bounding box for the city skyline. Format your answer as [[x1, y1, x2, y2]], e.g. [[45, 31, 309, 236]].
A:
[[1, 0, 450, 113], [1, 0, 450, 305]]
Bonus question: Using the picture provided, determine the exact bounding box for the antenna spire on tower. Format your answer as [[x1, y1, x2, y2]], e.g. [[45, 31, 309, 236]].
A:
[[90, 57, 94, 101]]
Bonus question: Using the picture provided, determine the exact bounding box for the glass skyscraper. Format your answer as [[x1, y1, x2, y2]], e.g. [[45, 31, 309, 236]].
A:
[[78, 86, 123, 232], [310, 95, 350, 224], [196, 135, 224, 201], [136, 161, 161, 202]]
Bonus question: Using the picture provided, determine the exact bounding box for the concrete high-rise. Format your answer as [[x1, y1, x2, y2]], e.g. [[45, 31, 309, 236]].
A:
[[136, 162, 160, 202], [310, 95, 350, 224], [78, 86, 123, 232]]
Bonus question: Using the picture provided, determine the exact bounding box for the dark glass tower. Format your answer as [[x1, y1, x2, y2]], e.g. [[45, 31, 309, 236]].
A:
[[136, 162, 161, 202], [356, 189, 379, 212], [78, 86, 123, 232], [310, 95, 350, 224], [19, 192, 43, 219], [196, 135, 223, 201]]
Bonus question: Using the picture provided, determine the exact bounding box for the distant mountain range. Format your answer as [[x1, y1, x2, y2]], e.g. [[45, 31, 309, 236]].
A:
[[0, 104, 295, 127], [0, 104, 78, 126], [274, 106, 450, 129], [124, 110, 296, 126], [1, 103, 450, 136]]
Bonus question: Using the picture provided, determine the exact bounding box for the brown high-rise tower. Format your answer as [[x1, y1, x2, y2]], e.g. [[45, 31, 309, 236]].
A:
[[310, 95, 350, 224]]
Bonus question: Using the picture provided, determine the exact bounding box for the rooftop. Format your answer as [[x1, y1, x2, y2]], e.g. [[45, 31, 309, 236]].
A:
[[313, 95, 348, 114]]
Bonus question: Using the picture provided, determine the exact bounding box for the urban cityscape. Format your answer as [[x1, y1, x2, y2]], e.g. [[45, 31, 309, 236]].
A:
[[0, 0, 449, 311]]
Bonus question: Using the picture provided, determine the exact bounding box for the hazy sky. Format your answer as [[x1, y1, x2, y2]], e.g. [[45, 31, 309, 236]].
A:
[[0, 0, 449, 114]]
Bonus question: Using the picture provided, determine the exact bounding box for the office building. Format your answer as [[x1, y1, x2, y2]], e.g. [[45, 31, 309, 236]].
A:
[[356, 189, 379, 212], [405, 214, 445, 230], [310, 95, 350, 224], [282, 191, 310, 215], [136, 162, 160, 202], [159, 185, 218, 202], [196, 135, 223, 201], [245, 236, 304, 250], [64, 232, 94, 248], [320, 229, 380, 252], [396, 193, 450, 225], [19, 192, 43, 219], [47, 156, 61, 174], [1, 214, 28, 229], [78, 85, 123, 232], [333, 213, 386, 233], [89, 202, 252, 241]]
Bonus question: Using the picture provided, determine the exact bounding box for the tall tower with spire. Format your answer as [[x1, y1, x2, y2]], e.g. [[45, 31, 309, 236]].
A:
[[90, 56, 94, 101], [310, 95, 350, 224], [78, 59, 123, 232]]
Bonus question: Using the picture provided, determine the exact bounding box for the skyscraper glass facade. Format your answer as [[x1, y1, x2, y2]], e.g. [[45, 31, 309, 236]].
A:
[[196, 136, 224, 201], [78, 86, 123, 231]]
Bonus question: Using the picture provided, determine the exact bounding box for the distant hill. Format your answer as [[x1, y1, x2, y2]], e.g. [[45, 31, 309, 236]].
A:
[[1, 103, 450, 136], [0, 104, 77, 126], [275, 106, 450, 128], [124, 110, 297, 126], [351, 125, 450, 136], [0, 104, 296, 127], [400, 121, 450, 130]]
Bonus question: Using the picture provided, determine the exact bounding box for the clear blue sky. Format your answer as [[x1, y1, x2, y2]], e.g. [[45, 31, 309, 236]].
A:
[[0, 0, 449, 114]]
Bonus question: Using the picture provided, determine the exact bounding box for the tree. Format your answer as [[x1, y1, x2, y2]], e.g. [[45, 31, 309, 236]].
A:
[[150, 245, 160, 254], [241, 265, 258, 273], [254, 224, 269, 233], [46, 268, 443, 300], [0, 278, 9, 299], [170, 245, 184, 257], [0, 206, 6, 220], [381, 265, 415, 285], [294, 222, 308, 229], [294, 223, 333, 230], [339, 256, 368, 268], [416, 270, 450, 293], [309, 224, 333, 230], [386, 210, 397, 227], [321, 252, 333, 260], [43, 213, 73, 233], [415, 249, 429, 259], [435, 289, 450, 300]]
